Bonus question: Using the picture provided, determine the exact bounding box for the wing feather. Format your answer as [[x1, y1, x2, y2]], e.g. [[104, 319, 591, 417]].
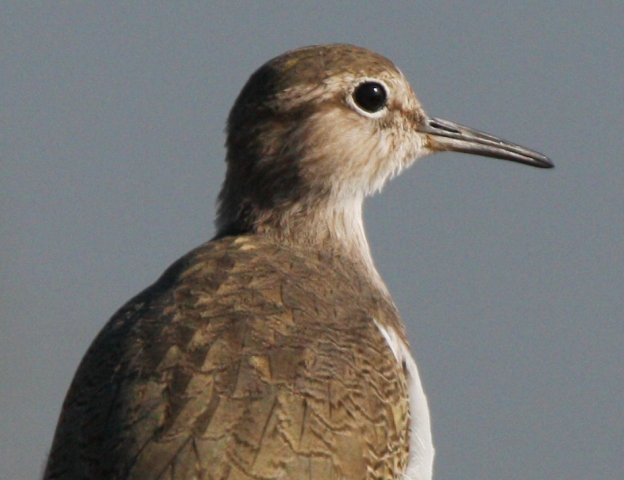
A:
[[44, 236, 410, 479]]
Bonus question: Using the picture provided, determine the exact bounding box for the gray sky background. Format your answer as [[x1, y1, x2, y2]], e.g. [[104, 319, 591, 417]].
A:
[[2, 2, 623, 479]]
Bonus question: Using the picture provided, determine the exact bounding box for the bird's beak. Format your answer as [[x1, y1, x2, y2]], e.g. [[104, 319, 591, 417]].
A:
[[418, 116, 553, 168]]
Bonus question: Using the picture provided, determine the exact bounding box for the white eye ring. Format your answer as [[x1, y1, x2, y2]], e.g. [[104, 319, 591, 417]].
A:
[[347, 78, 390, 119]]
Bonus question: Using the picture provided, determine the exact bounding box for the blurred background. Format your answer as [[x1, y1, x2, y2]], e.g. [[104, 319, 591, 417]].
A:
[[2, 2, 622, 479]]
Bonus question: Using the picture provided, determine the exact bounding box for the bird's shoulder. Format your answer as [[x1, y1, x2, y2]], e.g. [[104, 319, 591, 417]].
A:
[[47, 235, 411, 479]]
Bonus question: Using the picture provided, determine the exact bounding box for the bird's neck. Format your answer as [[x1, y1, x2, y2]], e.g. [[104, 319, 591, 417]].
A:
[[216, 193, 389, 296]]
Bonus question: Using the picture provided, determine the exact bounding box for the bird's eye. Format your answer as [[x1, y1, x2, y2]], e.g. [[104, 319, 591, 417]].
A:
[[352, 81, 388, 113]]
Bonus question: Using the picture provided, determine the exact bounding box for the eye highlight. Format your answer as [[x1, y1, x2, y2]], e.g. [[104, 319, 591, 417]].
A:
[[352, 81, 388, 113]]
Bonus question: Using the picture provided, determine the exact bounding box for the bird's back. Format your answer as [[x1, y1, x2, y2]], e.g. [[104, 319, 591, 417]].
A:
[[44, 234, 411, 480]]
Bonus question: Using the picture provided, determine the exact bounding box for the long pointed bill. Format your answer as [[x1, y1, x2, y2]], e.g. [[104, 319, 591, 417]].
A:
[[418, 117, 553, 168]]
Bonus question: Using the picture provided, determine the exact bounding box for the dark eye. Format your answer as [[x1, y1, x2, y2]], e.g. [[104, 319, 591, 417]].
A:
[[352, 81, 388, 113]]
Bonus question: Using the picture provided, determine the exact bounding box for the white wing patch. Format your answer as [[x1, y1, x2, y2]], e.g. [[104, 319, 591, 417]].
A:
[[374, 320, 434, 480]]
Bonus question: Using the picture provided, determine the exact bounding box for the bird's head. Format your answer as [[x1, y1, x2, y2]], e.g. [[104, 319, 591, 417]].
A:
[[216, 44, 551, 242]]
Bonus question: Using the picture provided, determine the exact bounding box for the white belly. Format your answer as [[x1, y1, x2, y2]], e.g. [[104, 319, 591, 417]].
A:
[[374, 320, 435, 480]]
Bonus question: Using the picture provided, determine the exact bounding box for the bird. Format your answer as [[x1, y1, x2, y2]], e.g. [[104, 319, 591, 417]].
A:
[[43, 44, 552, 480]]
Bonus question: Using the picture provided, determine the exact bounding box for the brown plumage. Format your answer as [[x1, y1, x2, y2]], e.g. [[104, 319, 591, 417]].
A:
[[44, 44, 551, 480], [45, 236, 409, 479]]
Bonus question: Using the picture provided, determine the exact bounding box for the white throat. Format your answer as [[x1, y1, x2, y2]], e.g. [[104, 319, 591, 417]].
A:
[[323, 195, 386, 288]]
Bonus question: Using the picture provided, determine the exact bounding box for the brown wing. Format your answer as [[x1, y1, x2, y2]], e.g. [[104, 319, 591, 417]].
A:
[[44, 236, 410, 480]]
